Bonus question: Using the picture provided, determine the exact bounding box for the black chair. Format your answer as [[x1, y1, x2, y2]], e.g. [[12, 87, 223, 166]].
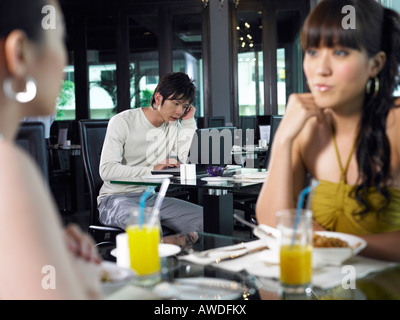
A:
[[207, 116, 226, 128], [78, 120, 124, 245], [240, 116, 257, 146], [48, 147, 75, 224], [16, 122, 49, 182]]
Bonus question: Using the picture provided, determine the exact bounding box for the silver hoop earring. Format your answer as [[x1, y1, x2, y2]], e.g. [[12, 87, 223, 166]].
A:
[[366, 76, 380, 98], [3, 75, 37, 103]]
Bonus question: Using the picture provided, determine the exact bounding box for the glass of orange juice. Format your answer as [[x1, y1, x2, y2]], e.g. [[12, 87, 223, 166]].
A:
[[277, 209, 313, 298], [126, 208, 161, 286]]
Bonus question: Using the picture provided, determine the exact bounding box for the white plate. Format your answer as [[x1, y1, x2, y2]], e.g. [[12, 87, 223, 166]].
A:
[[143, 174, 173, 181], [201, 177, 232, 182], [100, 261, 135, 283], [242, 172, 268, 179], [100, 261, 136, 297], [254, 225, 367, 267], [110, 243, 181, 259], [152, 277, 247, 300], [159, 243, 181, 257], [313, 231, 367, 266]]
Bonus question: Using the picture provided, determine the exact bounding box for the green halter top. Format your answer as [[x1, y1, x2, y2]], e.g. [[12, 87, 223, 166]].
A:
[[311, 126, 400, 235]]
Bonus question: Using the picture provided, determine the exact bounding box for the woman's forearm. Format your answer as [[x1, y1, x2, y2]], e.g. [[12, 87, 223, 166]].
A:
[[359, 232, 400, 262], [256, 136, 295, 227]]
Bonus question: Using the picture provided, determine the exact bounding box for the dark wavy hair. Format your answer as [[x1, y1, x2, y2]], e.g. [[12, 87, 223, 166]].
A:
[[0, 0, 48, 42], [301, 0, 400, 217], [150, 72, 195, 107]]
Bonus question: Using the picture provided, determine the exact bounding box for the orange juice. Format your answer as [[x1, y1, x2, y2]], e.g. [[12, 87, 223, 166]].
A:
[[280, 244, 312, 286], [127, 225, 160, 276]]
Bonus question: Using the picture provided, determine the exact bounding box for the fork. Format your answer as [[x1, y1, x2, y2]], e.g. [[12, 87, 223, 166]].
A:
[[233, 214, 278, 240]]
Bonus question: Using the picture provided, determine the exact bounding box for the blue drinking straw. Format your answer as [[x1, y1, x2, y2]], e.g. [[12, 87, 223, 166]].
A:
[[139, 186, 155, 229], [291, 179, 319, 246]]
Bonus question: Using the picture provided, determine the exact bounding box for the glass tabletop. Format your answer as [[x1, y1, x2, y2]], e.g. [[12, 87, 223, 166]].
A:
[[100, 231, 400, 300], [110, 168, 267, 191]]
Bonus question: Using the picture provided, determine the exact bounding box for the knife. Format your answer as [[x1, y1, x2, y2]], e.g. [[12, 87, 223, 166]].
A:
[[214, 245, 269, 263]]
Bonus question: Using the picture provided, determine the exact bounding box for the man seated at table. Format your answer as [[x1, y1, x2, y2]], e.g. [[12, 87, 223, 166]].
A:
[[97, 72, 203, 234]]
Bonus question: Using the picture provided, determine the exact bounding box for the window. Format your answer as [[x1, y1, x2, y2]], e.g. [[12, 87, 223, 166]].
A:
[[130, 56, 159, 109], [380, 0, 400, 11], [237, 11, 264, 116], [277, 48, 286, 115], [172, 13, 204, 116], [56, 63, 75, 121], [381, 0, 400, 96], [129, 16, 159, 109], [87, 16, 117, 119], [89, 61, 117, 119], [235, 4, 304, 117]]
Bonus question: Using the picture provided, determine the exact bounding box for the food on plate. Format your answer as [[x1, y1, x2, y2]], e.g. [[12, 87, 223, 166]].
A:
[[313, 233, 349, 248], [100, 268, 110, 282]]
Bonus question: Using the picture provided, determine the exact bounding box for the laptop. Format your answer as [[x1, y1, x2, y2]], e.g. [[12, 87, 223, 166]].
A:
[[151, 166, 181, 176], [151, 127, 237, 176], [151, 164, 209, 176]]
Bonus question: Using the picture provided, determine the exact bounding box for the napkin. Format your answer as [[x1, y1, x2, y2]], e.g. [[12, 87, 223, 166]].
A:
[[116, 233, 130, 269], [245, 255, 398, 290], [178, 239, 270, 272]]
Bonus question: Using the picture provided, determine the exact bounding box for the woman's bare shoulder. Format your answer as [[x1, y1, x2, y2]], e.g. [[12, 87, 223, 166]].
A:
[[0, 141, 60, 242], [0, 141, 48, 210]]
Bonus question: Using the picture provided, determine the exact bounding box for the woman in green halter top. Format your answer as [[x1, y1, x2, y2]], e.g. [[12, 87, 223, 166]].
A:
[[312, 125, 400, 235], [256, 0, 400, 261]]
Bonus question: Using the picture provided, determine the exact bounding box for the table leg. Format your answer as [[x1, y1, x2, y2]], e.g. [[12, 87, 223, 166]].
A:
[[203, 192, 233, 236]]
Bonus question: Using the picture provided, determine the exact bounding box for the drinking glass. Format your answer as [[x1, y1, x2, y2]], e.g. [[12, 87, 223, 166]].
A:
[[126, 208, 161, 286], [277, 209, 313, 299]]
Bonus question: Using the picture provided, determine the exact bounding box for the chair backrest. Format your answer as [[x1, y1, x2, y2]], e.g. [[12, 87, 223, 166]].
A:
[[207, 116, 226, 128], [255, 115, 271, 142], [16, 122, 49, 182], [240, 116, 257, 146], [266, 115, 283, 168], [78, 119, 109, 225]]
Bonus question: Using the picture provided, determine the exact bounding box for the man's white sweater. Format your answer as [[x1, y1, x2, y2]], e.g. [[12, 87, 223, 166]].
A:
[[98, 108, 196, 205]]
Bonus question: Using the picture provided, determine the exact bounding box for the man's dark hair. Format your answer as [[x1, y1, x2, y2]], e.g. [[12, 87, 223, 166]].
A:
[[150, 72, 195, 107]]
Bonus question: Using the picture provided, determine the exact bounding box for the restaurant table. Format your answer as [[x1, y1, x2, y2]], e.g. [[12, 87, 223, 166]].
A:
[[100, 232, 400, 300], [110, 168, 266, 236], [100, 232, 262, 300]]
